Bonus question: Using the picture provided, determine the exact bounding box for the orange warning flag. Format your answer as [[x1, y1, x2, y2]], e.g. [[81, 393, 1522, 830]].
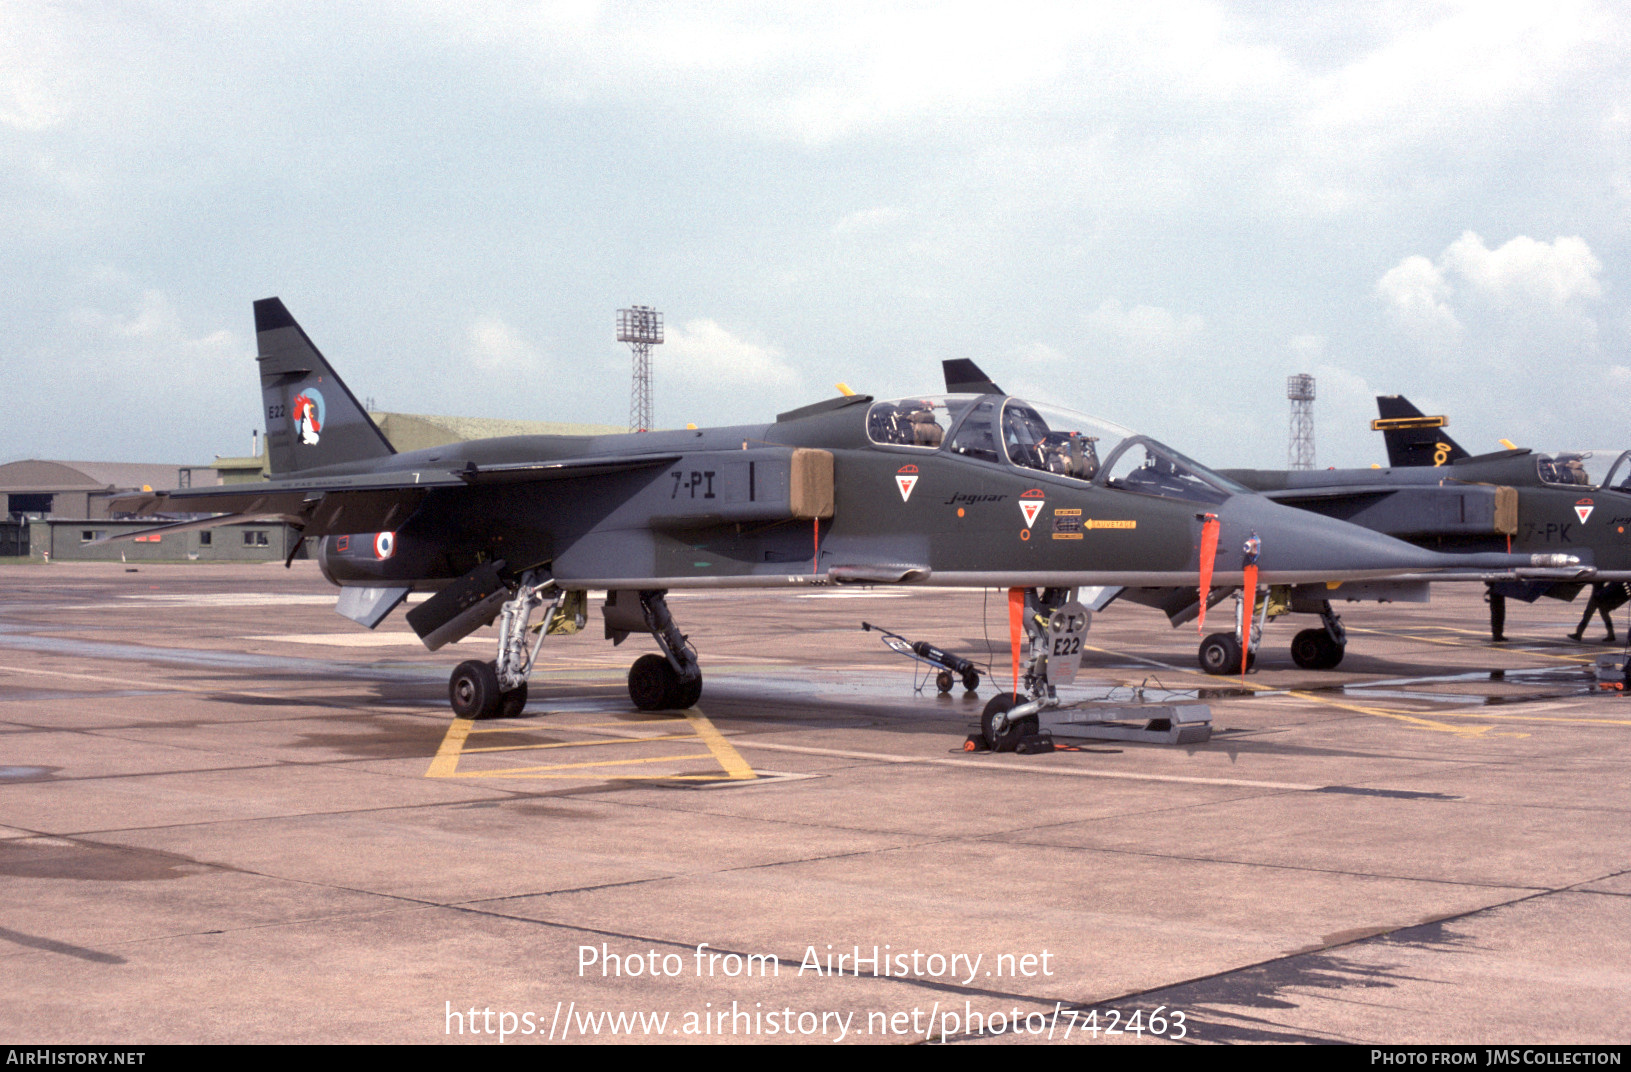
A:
[[1197, 513, 1220, 632], [1008, 587, 1025, 695]]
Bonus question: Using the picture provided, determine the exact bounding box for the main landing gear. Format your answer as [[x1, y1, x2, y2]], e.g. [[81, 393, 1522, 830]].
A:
[[442, 581, 703, 719], [605, 590, 703, 712], [447, 570, 576, 719], [1196, 593, 1346, 675]]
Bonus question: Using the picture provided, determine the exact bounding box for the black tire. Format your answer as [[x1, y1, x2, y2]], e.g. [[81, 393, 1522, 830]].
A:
[[629, 654, 680, 711], [674, 672, 703, 710], [498, 683, 528, 718], [936, 670, 954, 694], [981, 692, 1036, 753], [962, 669, 980, 692], [450, 660, 502, 719], [1198, 633, 1241, 676], [1290, 628, 1345, 670]]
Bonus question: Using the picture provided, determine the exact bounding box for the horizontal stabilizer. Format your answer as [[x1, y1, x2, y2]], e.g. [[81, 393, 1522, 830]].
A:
[[89, 512, 298, 544], [456, 455, 681, 484], [335, 586, 410, 629]]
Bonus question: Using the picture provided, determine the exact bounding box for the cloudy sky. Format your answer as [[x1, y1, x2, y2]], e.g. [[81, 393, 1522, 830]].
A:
[[4, 1, 1627, 469]]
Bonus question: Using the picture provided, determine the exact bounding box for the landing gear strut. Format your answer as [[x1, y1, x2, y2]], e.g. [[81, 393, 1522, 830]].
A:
[[1198, 586, 1264, 676], [606, 590, 703, 711], [981, 588, 1090, 751], [447, 570, 568, 719]]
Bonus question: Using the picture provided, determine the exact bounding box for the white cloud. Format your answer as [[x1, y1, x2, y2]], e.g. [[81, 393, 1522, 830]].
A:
[[9, 283, 254, 462], [664, 318, 802, 393], [1082, 298, 1204, 359], [0, 8, 72, 131], [1377, 232, 1604, 357], [1441, 231, 1603, 309], [462, 315, 546, 372], [1376, 254, 1460, 340]]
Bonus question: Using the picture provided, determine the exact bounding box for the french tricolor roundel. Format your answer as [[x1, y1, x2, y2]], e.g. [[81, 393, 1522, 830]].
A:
[[1019, 488, 1045, 529], [896, 464, 919, 503], [374, 531, 396, 560], [1576, 499, 1595, 524]]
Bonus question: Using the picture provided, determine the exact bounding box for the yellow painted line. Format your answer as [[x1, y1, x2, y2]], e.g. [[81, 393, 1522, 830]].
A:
[[425, 706, 757, 783], [0, 662, 298, 698], [463, 752, 716, 776], [686, 709, 758, 781], [1345, 707, 1631, 727], [458, 732, 700, 754], [1281, 691, 1515, 738], [452, 771, 749, 781], [1080, 642, 1518, 737], [467, 717, 683, 735], [731, 740, 1321, 791], [1344, 627, 1595, 665], [426, 717, 476, 778]]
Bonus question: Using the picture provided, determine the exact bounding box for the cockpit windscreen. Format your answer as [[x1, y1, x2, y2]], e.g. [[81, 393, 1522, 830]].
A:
[[1101, 438, 1245, 505]]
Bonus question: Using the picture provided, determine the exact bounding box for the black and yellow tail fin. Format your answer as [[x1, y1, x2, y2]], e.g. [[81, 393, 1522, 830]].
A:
[[255, 298, 395, 475], [1371, 395, 1468, 468]]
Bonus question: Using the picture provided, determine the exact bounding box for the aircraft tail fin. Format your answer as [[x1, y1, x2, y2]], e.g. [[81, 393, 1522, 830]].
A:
[[943, 359, 1005, 396], [1370, 395, 1468, 468], [255, 298, 395, 475]]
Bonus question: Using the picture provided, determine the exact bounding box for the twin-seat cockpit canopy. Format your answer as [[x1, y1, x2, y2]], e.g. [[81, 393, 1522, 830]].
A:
[[866, 394, 1246, 505], [1536, 450, 1631, 492]]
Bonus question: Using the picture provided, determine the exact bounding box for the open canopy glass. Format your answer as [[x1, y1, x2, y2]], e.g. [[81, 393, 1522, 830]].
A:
[[1536, 450, 1631, 491], [866, 394, 1248, 505]]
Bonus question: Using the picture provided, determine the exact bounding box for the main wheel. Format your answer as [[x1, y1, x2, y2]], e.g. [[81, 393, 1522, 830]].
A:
[[981, 692, 1037, 753], [1198, 633, 1241, 676], [936, 670, 955, 693], [674, 672, 703, 709], [1291, 628, 1345, 670], [629, 653, 680, 711], [450, 660, 502, 718], [498, 683, 528, 718], [962, 669, 981, 692]]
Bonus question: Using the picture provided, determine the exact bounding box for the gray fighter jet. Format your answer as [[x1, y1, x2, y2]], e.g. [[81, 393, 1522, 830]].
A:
[[112, 300, 1577, 732], [1218, 395, 1631, 646]]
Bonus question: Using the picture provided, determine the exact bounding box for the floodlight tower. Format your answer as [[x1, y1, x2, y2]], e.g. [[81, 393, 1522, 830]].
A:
[[1287, 373, 1316, 470], [618, 306, 664, 433]]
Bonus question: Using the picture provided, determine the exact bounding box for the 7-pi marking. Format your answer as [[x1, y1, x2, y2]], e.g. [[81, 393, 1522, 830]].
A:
[[671, 470, 716, 499]]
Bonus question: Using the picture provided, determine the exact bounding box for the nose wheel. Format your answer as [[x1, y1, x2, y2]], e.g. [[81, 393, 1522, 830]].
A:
[[1198, 633, 1255, 676], [981, 692, 1038, 752]]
